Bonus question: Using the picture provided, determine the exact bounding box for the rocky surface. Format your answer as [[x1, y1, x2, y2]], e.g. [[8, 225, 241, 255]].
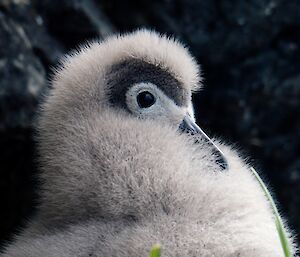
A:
[[0, 0, 299, 247]]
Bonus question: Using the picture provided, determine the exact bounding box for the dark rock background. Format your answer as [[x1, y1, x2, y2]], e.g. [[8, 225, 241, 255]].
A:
[[0, 0, 299, 247]]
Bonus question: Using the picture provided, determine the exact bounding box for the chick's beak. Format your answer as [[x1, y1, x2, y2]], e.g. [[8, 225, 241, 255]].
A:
[[179, 114, 229, 171]]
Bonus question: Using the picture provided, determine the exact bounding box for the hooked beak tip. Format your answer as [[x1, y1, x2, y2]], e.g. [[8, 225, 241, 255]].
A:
[[179, 115, 229, 171]]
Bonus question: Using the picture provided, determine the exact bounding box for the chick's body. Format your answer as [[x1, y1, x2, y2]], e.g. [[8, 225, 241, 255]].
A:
[[1, 30, 295, 257]]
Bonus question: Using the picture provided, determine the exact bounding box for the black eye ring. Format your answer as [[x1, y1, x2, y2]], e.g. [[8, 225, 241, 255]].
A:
[[137, 91, 156, 108]]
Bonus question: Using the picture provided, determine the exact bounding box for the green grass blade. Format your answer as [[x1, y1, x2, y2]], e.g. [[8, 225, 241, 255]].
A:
[[250, 167, 292, 257], [150, 244, 161, 257]]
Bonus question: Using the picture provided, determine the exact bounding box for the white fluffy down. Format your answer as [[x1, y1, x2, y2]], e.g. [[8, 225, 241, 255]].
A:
[[2, 110, 296, 256], [1, 30, 296, 257]]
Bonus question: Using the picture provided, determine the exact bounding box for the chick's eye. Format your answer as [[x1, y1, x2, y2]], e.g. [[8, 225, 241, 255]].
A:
[[137, 91, 156, 108]]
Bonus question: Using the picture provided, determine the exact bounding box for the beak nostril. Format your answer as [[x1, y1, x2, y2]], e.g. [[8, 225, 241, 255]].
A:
[[179, 115, 229, 171]]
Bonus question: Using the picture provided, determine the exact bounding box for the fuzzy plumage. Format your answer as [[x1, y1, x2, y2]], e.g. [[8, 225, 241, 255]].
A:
[[1, 29, 296, 257]]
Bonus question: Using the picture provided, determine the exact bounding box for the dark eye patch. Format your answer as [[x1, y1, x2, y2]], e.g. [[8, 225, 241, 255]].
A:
[[105, 59, 189, 110]]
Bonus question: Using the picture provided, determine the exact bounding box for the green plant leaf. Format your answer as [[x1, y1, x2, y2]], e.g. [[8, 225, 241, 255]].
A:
[[250, 167, 292, 257], [150, 244, 161, 257]]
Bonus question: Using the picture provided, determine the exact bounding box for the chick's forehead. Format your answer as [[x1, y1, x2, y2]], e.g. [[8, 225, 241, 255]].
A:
[[53, 30, 201, 101]]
